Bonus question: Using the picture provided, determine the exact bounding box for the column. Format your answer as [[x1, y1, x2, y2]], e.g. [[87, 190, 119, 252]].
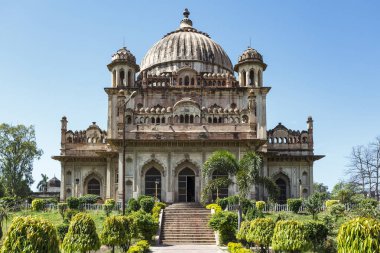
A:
[[118, 152, 123, 201], [106, 157, 111, 199], [166, 152, 173, 202], [60, 162, 65, 201]]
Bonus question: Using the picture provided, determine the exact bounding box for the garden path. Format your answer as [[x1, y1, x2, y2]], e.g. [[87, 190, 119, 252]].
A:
[[150, 245, 226, 253]]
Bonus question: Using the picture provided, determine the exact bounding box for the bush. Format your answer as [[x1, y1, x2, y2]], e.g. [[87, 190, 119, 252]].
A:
[[127, 198, 140, 212], [31, 198, 46, 211], [44, 198, 58, 205], [56, 223, 69, 241], [0, 196, 22, 210], [304, 220, 328, 252], [128, 210, 158, 241], [227, 242, 243, 252], [152, 202, 166, 220], [104, 203, 114, 217], [216, 197, 228, 210], [66, 196, 80, 209], [64, 209, 79, 222], [127, 245, 143, 253], [1, 216, 59, 253], [255, 201, 265, 212], [355, 198, 380, 218], [135, 240, 150, 253], [206, 203, 222, 213], [208, 211, 238, 245], [62, 213, 100, 252], [330, 203, 345, 221], [271, 220, 309, 252], [137, 195, 152, 203], [359, 198, 378, 208], [236, 220, 250, 243], [325, 199, 340, 208], [337, 217, 380, 253], [139, 196, 155, 213], [304, 192, 324, 219], [78, 194, 102, 204], [58, 202, 68, 220], [287, 198, 303, 213], [105, 198, 116, 208], [246, 218, 275, 250], [100, 216, 131, 252]]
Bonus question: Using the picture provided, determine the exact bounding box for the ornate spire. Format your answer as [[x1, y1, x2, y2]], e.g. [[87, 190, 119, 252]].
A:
[[180, 8, 193, 28]]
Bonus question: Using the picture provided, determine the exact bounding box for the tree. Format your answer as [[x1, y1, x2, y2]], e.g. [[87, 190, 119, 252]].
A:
[[304, 192, 324, 220], [331, 180, 360, 204], [0, 124, 43, 197], [313, 182, 330, 199], [100, 216, 131, 253], [37, 173, 49, 192]]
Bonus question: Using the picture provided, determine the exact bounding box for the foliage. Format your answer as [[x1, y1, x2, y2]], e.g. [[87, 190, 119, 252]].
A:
[[255, 201, 265, 212], [304, 192, 324, 219], [127, 198, 140, 212], [127, 245, 143, 253], [236, 220, 250, 242], [104, 203, 114, 217], [137, 195, 152, 203], [78, 194, 102, 204], [287, 198, 303, 214], [330, 203, 346, 221], [354, 198, 380, 218], [227, 242, 243, 253], [66, 196, 80, 210], [0, 124, 43, 197], [105, 198, 116, 207], [58, 203, 68, 220], [62, 212, 100, 253], [152, 202, 166, 219], [325, 199, 340, 208], [56, 223, 69, 241], [0, 196, 22, 210], [135, 240, 150, 253], [216, 197, 228, 210], [31, 198, 46, 211], [337, 217, 380, 253], [246, 218, 275, 250], [271, 220, 309, 252], [208, 211, 238, 245], [359, 198, 378, 208], [139, 196, 155, 213], [37, 173, 49, 192], [206, 203, 222, 213], [64, 209, 79, 223], [303, 220, 329, 252], [0, 216, 59, 253], [100, 216, 131, 252], [331, 181, 360, 204], [128, 210, 158, 241]]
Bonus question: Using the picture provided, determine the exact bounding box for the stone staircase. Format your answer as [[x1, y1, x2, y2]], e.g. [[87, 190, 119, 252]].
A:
[[160, 203, 216, 245]]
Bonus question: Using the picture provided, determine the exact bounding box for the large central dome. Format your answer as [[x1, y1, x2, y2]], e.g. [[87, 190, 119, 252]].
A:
[[140, 9, 233, 74]]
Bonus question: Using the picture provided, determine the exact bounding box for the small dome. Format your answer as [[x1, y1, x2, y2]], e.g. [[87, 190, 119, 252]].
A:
[[107, 47, 140, 71], [48, 176, 61, 188], [234, 47, 267, 71]]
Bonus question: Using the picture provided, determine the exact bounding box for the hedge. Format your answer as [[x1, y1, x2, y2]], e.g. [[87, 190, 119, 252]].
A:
[[246, 218, 275, 250], [100, 216, 131, 253], [287, 198, 303, 213], [208, 211, 238, 245], [139, 196, 155, 213], [31, 199, 46, 211], [271, 220, 309, 252]]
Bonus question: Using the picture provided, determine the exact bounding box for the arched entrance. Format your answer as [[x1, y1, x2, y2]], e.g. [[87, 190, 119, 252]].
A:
[[87, 178, 101, 196], [212, 169, 229, 201], [275, 178, 288, 204], [178, 168, 195, 202], [145, 167, 162, 200]]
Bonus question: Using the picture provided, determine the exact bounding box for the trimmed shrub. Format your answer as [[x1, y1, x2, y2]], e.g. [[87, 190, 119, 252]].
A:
[[128, 210, 158, 241], [1, 216, 59, 253], [58, 203, 68, 220], [64, 209, 79, 222], [227, 242, 243, 252], [287, 198, 303, 213], [127, 198, 140, 212], [271, 220, 309, 252], [104, 203, 114, 217], [152, 202, 166, 220], [31, 198, 46, 211], [44, 198, 58, 205], [78, 194, 102, 204], [66, 196, 80, 209], [255, 201, 265, 212], [216, 197, 228, 210], [127, 245, 143, 253], [135, 240, 150, 253], [236, 220, 250, 242], [325, 199, 340, 208], [105, 198, 116, 207], [304, 192, 324, 219], [337, 217, 380, 253], [56, 223, 69, 241], [304, 220, 328, 252], [100, 216, 131, 253], [246, 218, 275, 250], [359, 198, 378, 208], [208, 211, 238, 245], [62, 213, 100, 252], [137, 195, 152, 203], [330, 203, 345, 221], [140, 196, 155, 213], [206, 203, 222, 213]]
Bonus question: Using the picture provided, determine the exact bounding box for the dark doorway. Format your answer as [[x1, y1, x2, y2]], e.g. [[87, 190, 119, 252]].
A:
[[145, 167, 162, 200], [276, 178, 287, 204], [178, 168, 195, 202]]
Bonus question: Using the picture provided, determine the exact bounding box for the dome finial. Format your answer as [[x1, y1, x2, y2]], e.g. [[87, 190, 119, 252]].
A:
[[180, 8, 193, 28]]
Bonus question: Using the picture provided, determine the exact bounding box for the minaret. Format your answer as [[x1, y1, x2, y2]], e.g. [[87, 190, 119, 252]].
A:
[[61, 116, 67, 145], [307, 116, 314, 151], [107, 47, 139, 88], [234, 47, 267, 87]]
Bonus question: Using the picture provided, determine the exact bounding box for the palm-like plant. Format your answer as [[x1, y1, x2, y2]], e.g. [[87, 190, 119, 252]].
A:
[[37, 173, 49, 192]]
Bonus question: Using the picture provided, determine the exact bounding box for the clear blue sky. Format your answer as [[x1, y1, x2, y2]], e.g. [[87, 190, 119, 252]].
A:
[[1, 1, 379, 191]]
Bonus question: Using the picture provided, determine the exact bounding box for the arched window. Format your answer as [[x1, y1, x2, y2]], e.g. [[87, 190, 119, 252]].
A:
[[208, 117, 212, 123], [190, 115, 194, 123], [217, 81, 221, 86], [119, 70, 125, 86], [126, 116, 132, 124], [242, 71, 246, 86], [249, 70, 254, 85], [191, 78, 194, 85], [179, 78, 183, 85], [197, 78, 201, 85], [87, 178, 100, 196], [128, 70, 132, 87], [178, 168, 196, 202], [156, 117, 160, 124], [151, 117, 155, 124], [212, 170, 229, 201], [213, 117, 217, 123], [185, 114, 189, 123], [180, 115, 184, 123], [208, 81, 212, 86], [66, 171, 72, 185], [184, 76, 190, 86], [258, 70, 262, 86], [145, 168, 161, 200], [302, 171, 308, 185], [218, 117, 222, 123], [275, 178, 287, 204], [161, 117, 166, 124]]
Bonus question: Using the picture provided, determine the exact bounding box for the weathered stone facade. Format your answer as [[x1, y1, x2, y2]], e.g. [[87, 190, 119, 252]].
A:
[[53, 9, 323, 203]]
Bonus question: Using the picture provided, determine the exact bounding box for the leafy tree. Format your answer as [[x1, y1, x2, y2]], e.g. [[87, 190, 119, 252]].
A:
[[313, 182, 330, 199], [128, 210, 158, 241], [0, 124, 43, 197], [1, 216, 59, 253], [287, 198, 303, 214], [304, 192, 324, 220], [246, 218, 276, 252], [271, 220, 309, 253], [208, 211, 238, 245], [37, 173, 49, 192], [100, 216, 131, 253], [62, 213, 100, 253], [331, 180, 360, 204]]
